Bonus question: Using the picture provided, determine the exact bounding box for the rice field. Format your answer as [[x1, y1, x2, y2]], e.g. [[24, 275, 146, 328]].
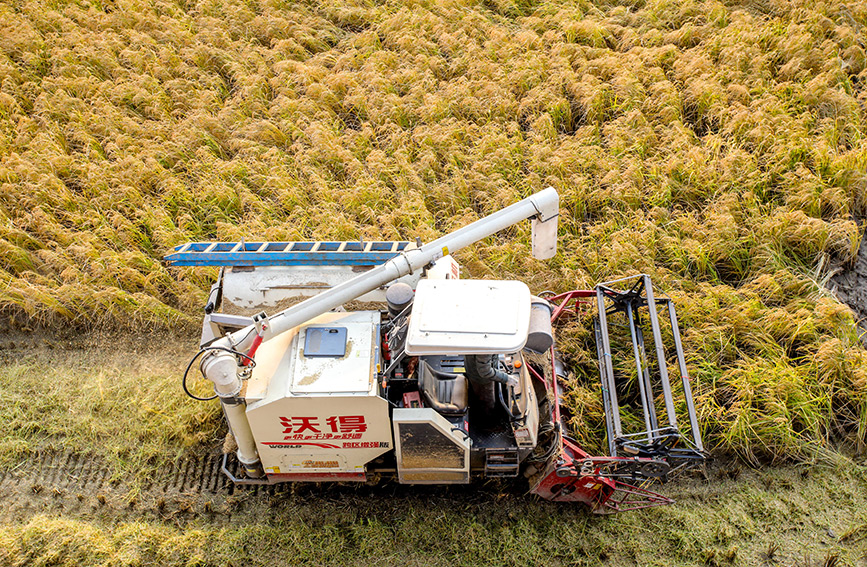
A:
[[1, 0, 867, 473]]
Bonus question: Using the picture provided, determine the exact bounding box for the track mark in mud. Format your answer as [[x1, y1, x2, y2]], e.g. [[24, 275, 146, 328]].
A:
[[0, 451, 232, 494], [0, 449, 374, 523], [0, 451, 245, 523]]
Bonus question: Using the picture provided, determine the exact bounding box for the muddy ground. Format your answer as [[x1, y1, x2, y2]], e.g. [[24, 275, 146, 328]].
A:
[[1, 447, 866, 566], [831, 229, 867, 344]]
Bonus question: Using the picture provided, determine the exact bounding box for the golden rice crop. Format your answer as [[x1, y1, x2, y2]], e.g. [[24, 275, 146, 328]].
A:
[[1, 0, 866, 462]]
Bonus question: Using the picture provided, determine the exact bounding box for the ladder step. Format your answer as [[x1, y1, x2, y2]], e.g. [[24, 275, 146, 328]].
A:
[[485, 450, 520, 478]]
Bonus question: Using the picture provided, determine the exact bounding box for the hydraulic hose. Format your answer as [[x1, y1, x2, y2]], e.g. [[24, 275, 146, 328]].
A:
[[182, 346, 256, 402]]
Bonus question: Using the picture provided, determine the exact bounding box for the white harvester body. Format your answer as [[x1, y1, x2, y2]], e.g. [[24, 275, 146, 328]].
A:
[[214, 267, 543, 484]]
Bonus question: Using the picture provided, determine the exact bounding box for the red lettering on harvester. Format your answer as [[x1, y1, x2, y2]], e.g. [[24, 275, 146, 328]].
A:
[[280, 416, 321, 435], [326, 415, 367, 433]]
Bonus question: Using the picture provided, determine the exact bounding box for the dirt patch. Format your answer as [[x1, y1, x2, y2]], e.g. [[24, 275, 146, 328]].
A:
[[222, 296, 387, 316], [831, 230, 867, 345], [0, 448, 539, 528]]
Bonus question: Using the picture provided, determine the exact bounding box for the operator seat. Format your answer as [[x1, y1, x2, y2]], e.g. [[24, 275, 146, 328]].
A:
[[418, 361, 468, 415]]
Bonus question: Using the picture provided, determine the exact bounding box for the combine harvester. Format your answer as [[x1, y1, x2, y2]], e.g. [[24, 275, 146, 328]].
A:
[[165, 188, 705, 513]]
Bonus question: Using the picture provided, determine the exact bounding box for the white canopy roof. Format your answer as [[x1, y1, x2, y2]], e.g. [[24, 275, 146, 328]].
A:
[[405, 279, 531, 356]]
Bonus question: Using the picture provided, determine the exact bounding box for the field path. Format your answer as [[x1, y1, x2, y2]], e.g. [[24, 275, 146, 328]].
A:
[[2, 448, 867, 567]]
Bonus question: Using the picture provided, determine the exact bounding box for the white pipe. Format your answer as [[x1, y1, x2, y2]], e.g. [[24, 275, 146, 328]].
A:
[[227, 186, 559, 350], [202, 187, 559, 471], [200, 349, 264, 476], [225, 403, 261, 468]]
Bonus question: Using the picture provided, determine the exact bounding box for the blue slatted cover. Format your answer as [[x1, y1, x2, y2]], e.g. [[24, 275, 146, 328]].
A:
[[163, 241, 412, 267]]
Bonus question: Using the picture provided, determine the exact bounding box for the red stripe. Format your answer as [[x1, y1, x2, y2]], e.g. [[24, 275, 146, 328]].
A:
[[267, 472, 366, 482], [261, 442, 340, 449]]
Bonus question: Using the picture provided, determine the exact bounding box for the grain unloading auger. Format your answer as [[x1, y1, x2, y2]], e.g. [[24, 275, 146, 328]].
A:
[[165, 188, 706, 513]]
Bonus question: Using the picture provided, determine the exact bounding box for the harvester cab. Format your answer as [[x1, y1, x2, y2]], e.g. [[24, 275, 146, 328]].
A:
[[166, 188, 706, 513]]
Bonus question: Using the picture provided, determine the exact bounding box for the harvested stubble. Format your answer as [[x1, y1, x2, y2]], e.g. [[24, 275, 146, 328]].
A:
[[0, 0, 866, 464]]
